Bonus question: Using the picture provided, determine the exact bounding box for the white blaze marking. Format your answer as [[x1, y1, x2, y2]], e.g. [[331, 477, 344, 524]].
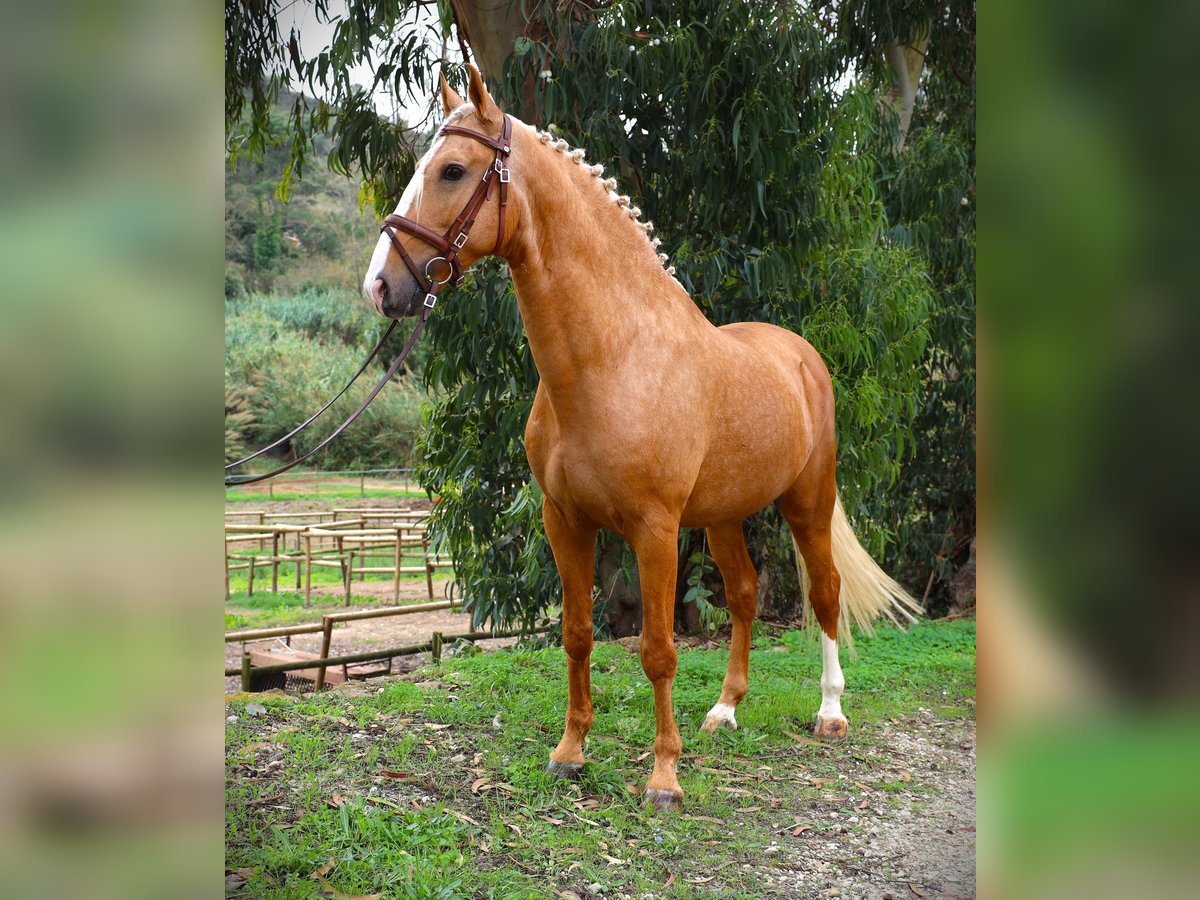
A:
[[361, 137, 443, 301], [818, 633, 846, 723], [704, 702, 738, 729]]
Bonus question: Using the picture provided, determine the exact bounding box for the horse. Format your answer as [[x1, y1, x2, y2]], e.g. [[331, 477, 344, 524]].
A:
[[362, 65, 921, 811]]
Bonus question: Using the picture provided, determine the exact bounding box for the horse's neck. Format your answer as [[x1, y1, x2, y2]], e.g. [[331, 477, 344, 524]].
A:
[[504, 129, 710, 408]]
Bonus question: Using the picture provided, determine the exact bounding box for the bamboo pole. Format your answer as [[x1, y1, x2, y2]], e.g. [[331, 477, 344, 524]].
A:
[[223, 626, 554, 677], [315, 617, 334, 691], [304, 532, 312, 607], [324, 599, 461, 623], [393, 528, 402, 603], [423, 537, 434, 601], [225, 622, 327, 642]]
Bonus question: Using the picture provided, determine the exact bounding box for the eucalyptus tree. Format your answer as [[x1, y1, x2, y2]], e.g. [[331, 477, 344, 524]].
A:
[[225, 0, 975, 628]]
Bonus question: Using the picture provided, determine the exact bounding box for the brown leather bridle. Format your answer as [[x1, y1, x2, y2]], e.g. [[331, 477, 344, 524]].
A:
[[380, 114, 513, 311], [225, 115, 514, 486]]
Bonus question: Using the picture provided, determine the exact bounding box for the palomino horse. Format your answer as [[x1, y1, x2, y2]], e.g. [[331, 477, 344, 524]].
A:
[[363, 66, 920, 811]]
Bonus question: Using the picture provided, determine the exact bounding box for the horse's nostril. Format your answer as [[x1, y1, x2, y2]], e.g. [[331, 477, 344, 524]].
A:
[[370, 277, 388, 311]]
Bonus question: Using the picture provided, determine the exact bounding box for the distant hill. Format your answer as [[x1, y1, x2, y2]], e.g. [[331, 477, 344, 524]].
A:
[[225, 96, 381, 298]]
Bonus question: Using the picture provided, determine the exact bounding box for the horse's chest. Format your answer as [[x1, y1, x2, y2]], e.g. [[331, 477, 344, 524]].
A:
[[525, 395, 683, 525]]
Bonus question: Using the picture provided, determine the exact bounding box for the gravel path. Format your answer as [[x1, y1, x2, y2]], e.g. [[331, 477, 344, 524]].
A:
[[761, 709, 976, 898]]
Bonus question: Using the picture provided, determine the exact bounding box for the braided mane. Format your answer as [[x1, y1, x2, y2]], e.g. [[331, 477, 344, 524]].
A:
[[529, 126, 676, 278]]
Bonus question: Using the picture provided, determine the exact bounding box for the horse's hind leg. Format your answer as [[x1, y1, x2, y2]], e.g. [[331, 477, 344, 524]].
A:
[[779, 462, 848, 741], [543, 498, 599, 777], [700, 520, 758, 733]]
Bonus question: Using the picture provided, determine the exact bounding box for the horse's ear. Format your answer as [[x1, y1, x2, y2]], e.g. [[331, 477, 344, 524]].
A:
[[466, 63, 499, 124], [440, 71, 463, 117]]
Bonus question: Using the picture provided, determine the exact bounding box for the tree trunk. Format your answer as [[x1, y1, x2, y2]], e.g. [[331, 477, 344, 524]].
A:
[[448, 0, 541, 120], [883, 25, 930, 151]]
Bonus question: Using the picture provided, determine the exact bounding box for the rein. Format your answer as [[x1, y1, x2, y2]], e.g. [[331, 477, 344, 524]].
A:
[[225, 115, 513, 487]]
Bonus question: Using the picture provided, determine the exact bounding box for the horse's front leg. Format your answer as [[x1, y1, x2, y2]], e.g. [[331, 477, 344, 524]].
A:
[[631, 516, 684, 811], [543, 498, 598, 778]]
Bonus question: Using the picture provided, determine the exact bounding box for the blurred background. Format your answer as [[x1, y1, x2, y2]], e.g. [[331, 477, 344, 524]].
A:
[[0, 0, 1197, 896]]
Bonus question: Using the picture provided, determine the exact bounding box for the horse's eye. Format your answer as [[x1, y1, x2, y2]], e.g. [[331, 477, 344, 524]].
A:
[[442, 164, 466, 181]]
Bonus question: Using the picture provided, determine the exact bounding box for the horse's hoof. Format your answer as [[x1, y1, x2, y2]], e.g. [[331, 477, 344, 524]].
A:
[[700, 713, 737, 734], [643, 788, 684, 813], [700, 702, 738, 734], [814, 715, 849, 741], [546, 759, 583, 780]]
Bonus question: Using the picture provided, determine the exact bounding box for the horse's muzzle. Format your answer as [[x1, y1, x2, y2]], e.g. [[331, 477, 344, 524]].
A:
[[371, 274, 425, 319]]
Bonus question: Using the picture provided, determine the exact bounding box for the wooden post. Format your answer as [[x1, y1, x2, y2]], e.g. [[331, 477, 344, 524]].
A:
[[423, 537, 434, 601], [240, 650, 252, 693], [304, 532, 313, 607], [431, 631, 443, 662], [247, 556, 255, 596], [315, 617, 334, 691], [224, 552, 231, 601], [271, 531, 280, 593], [393, 527, 402, 603], [343, 548, 352, 607], [360, 473, 365, 497]]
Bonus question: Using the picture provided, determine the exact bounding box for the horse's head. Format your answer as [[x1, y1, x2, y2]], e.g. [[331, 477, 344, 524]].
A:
[[363, 65, 511, 318]]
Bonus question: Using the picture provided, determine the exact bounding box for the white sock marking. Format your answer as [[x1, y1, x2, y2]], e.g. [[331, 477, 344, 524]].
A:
[[818, 633, 846, 722], [705, 702, 738, 729]]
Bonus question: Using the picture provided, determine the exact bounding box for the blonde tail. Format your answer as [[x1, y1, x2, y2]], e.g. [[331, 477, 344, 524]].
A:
[[793, 494, 923, 650]]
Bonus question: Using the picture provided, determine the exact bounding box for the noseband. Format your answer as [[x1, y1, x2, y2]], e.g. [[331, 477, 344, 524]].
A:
[[224, 114, 514, 486], [380, 114, 513, 310]]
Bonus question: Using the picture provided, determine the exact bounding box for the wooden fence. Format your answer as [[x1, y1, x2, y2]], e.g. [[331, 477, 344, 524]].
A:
[[224, 508, 453, 605], [225, 597, 555, 692]]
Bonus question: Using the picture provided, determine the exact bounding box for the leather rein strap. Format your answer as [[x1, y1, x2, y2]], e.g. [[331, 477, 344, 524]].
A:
[[225, 115, 513, 487]]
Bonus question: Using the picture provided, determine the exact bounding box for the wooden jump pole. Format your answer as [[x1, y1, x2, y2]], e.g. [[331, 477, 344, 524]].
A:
[[304, 532, 313, 607], [315, 617, 335, 691], [224, 626, 555, 678], [393, 527, 402, 603], [224, 622, 327, 642], [422, 536, 434, 600]]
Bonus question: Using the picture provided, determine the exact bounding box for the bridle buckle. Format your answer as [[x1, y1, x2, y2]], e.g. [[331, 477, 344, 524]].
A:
[[452, 232, 468, 249], [423, 293, 438, 309]]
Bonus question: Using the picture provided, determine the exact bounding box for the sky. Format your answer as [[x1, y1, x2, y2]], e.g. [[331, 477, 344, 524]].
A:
[[285, 0, 451, 126]]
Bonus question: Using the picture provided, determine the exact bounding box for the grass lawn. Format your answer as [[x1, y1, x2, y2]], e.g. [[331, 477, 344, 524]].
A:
[[225, 619, 975, 898]]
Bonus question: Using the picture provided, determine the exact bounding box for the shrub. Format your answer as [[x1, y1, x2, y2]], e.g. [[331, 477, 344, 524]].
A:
[[225, 292, 426, 470]]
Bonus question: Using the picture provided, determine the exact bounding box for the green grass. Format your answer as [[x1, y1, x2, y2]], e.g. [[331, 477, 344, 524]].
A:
[[226, 620, 974, 897], [226, 487, 429, 503]]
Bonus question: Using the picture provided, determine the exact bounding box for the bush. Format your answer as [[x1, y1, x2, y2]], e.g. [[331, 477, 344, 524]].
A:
[[225, 292, 426, 470]]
